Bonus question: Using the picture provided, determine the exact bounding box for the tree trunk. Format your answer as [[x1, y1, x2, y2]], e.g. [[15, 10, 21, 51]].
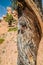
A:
[[25, 0, 43, 32], [17, 0, 42, 65]]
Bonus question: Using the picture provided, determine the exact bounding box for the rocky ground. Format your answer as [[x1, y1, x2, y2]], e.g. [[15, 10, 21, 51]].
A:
[[0, 20, 8, 35], [0, 20, 43, 65], [0, 21, 18, 65], [0, 31, 18, 65]]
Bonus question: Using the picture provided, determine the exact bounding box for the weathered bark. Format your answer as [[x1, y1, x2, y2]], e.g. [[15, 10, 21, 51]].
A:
[[17, 0, 42, 65], [25, 0, 42, 32]]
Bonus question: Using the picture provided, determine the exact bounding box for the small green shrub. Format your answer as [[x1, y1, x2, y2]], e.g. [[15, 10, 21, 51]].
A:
[[5, 13, 15, 26], [0, 38, 5, 44], [8, 27, 18, 32]]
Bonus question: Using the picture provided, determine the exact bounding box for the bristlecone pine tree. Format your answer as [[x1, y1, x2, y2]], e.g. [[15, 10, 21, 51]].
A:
[[10, 0, 17, 10], [17, 0, 42, 65]]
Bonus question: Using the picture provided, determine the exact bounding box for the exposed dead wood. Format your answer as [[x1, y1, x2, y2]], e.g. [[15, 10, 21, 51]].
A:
[[25, 0, 43, 33]]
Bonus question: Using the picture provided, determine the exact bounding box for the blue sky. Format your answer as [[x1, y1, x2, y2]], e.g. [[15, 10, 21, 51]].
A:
[[42, 0, 43, 3], [0, 0, 43, 18], [0, 0, 11, 18], [42, 0, 43, 5]]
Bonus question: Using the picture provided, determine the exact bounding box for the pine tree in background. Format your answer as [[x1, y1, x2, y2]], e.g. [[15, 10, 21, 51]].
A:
[[33, 0, 42, 12], [10, 0, 17, 10], [38, 0, 42, 9]]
